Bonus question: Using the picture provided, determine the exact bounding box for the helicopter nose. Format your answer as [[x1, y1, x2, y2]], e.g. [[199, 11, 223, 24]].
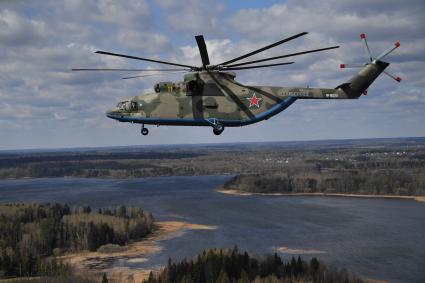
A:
[[106, 109, 116, 119]]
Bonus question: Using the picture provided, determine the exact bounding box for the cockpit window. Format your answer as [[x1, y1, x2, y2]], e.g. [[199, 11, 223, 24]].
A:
[[116, 101, 128, 111], [130, 101, 138, 111]]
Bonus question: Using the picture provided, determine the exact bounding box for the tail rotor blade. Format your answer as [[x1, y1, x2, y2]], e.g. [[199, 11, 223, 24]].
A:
[[360, 33, 373, 62], [376, 41, 400, 61], [340, 63, 365, 69], [383, 69, 402, 82]]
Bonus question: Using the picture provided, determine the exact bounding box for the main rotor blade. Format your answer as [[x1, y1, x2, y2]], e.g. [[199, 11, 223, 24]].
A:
[[223, 62, 294, 70], [218, 32, 308, 66], [72, 68, 189, 71], [195, 35, 210, 66], [225, 46, 340, 68], [122, 71, 188, 80], [95, 51, 197, 69]]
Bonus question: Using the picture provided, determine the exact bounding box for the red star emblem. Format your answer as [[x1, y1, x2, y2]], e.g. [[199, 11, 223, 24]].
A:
[[246, 93, 262, 108]]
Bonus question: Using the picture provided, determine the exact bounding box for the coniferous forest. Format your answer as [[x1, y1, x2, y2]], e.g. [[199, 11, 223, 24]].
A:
[[144, 247, 364, 283], [0, 203, 154, 279]]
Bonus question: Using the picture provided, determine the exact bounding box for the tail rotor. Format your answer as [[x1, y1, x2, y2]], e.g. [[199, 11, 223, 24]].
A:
[[340, 33, 402, 86]]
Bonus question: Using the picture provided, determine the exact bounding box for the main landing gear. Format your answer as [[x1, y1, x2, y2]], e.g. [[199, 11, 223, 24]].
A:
[[140, 123, 224, 136], [213, 123, 224, 135], [141, 125, 149, 136]]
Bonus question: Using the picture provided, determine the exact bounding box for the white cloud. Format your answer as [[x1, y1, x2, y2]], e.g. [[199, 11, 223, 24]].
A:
[[0, 9, 49, 46], [118, 31, 171, 53], [0, 0, 423, 149], [155, 0, 225, 35]]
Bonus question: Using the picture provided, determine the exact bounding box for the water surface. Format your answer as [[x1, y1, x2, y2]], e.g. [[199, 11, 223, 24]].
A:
[[0, 176, 424, 283]]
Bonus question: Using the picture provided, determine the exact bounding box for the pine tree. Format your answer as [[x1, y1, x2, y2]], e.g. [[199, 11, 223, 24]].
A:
[[101, 272, 108, 283], [238, 269, 250, 283], [146, 271, 155, 282], [181, 273, 194, 283], [310, 257, 319, 273], [216, 268, 230, 283], [118, 206, 127, 218], [296, 256, 303, 275]]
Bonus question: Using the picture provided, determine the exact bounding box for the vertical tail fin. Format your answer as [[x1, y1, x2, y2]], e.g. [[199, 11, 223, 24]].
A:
[[338, 61, 389, 98]]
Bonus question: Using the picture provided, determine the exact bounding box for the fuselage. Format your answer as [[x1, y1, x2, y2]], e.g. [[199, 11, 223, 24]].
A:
[[106, 70, 348, 127]]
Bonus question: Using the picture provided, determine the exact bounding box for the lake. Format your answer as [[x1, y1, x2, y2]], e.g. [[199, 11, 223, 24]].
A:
[[0, 176, 424, 283]]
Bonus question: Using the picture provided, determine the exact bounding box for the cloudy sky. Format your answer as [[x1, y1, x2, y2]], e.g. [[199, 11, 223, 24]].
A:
[[0, 0, 424, 150]]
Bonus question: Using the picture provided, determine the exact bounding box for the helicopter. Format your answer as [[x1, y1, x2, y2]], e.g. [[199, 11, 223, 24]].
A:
[[73, 32, 401, 136]]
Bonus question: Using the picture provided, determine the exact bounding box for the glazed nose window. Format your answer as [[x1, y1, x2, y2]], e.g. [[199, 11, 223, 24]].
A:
[[116, 101, 129, 111], [116, 102, 124, 110]]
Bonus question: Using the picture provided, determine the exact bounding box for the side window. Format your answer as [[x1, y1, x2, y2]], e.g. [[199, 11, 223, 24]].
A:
[[130, 101, 138, 111], [186, 80, 204, 96], [154, 84, 160, 93]]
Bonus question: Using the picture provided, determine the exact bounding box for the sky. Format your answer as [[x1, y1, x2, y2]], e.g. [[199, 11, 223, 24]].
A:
[[0, 0, 424, 150]]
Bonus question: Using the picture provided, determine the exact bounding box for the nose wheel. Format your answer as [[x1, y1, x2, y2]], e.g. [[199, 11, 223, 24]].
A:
[[141, 125, 149, 136], [213, 123, 224, 135]]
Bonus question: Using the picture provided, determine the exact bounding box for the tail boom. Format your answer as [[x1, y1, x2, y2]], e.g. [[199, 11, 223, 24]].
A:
[[287, 60, 389, 100]]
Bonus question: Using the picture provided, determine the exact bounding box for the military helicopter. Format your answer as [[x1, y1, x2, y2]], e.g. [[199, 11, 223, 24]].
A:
[[73, 32, 401, 136]]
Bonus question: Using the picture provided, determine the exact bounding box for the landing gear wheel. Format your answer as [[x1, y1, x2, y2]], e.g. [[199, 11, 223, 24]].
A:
[[213, 123, 224, 135], [141, 127, 149, 136]]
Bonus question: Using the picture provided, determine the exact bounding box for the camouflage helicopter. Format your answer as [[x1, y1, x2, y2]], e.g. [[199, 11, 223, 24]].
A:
[[73, 32, 401, 136]]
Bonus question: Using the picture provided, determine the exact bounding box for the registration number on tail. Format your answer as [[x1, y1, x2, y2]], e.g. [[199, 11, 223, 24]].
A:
[[325, 93, 339, 98]]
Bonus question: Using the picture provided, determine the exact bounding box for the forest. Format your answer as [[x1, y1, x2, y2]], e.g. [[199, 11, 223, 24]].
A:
[[0, 203, 154, 279], [1, 138, 424, 187], [144, 246, 364, 283], [223, 168, 425, 196], [214, 139, 425, 196]]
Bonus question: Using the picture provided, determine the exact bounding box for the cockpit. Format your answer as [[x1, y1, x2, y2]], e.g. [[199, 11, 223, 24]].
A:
[[115, 101, 139, 112]]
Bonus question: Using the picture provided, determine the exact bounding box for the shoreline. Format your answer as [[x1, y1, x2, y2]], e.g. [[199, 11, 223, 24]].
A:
[[216, 189, 425, 202], [0, 174, 233, 181], [61, 220, 217, 283]]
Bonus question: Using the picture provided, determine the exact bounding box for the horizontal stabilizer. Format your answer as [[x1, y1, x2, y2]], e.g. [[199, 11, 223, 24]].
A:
[[335, 82, 352, 90]]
